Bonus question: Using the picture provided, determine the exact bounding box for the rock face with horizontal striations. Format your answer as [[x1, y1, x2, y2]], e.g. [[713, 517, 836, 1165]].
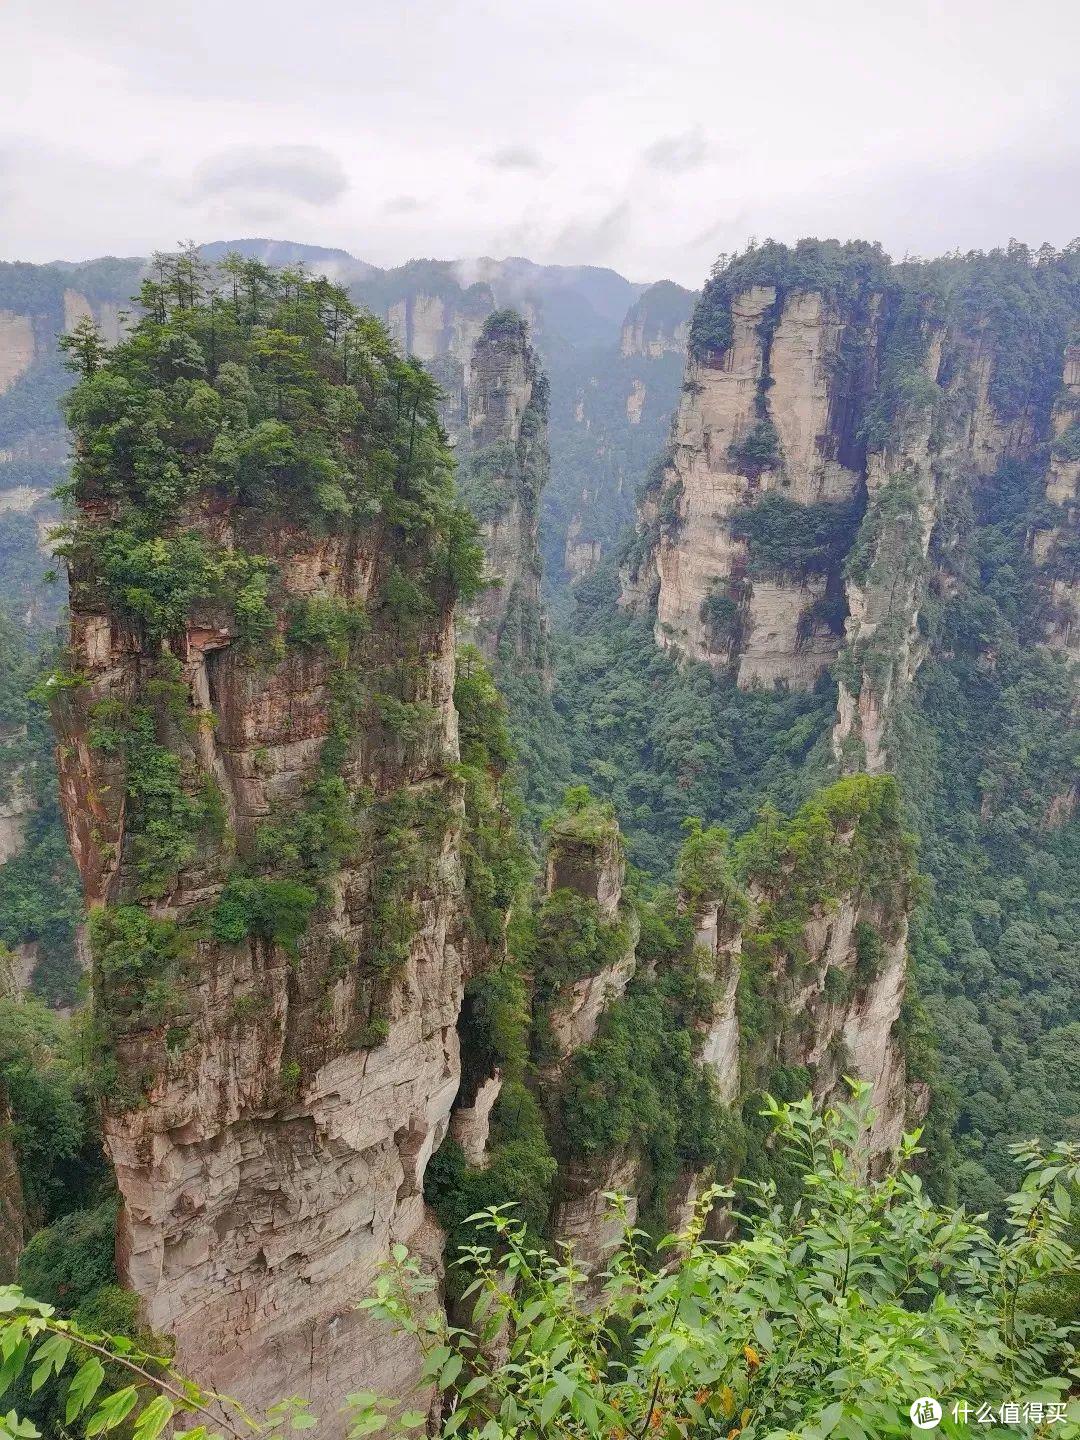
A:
[[56, 518, 467, 1426], [50, 262, 483, 1432], [456, 310, 548, 668], [624, 240, 1080, 772], [539, 776, 920, 1270]]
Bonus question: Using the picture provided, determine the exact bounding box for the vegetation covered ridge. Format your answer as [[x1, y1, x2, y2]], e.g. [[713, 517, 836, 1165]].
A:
[[0, 1088, 1076, 1438]]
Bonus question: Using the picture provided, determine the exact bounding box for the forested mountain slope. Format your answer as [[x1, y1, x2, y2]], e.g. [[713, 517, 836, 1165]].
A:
[[0, 237, 1074, 1430], [0, 249, 920, 1435], [558, 238, 1079, 1216]]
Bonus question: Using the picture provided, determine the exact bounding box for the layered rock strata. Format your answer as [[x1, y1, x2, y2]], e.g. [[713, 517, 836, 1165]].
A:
[[541, 777, 919, 1269], [51, 268, 479, 1430], [456, 311, 548, 667], [623, 241, 1080, 770]]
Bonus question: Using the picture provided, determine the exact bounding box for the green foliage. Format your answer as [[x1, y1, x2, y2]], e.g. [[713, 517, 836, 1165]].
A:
[[16, 1201, 118, 1315], [557, 969, 743, 1229], [545, 783, 619, 849], [699, 586, 743, 651], [675, 817, 744, 914], [893, 453, 1080, 1219], [727, 417, 782, 478], [107, 700, 217, 897], [0, 999, 102, 1223], [425, 1079, 558, 1282], [367, 785, 455, 974], [458, 966, 530, 1093], [529, 889, 629, 1006], [730, 777, 915, 1083], [1052, 418, 1080, 462], [0, 622, 82, 1007], [209, 875, 318, 953], [286, 595, 369, 661], [60, 245, 482, 631], [456, 440, 517, 523], [731, 493, 862, 579], [375, 1091, 1080, 1438], [90, 906, 189, 1035], [4, 1093, 1079, 1439], [689, 238, 891, 364], [454, 648, 534, 949], [552, 564, 836, 873], [479, 309, 529, 346]]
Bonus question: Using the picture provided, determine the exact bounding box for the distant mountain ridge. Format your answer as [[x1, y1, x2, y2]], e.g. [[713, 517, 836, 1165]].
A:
[[0, 239, 695, 602]]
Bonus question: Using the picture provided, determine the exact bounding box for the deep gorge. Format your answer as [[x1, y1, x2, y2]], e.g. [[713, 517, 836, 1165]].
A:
[[0, 235, 1075, 1430]]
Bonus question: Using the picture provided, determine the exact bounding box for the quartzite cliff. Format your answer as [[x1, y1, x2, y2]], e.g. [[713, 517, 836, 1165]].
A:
[[623, 240, 1079, 771]]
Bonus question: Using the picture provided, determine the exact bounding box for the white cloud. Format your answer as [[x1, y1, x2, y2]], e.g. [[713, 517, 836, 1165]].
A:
[[192, 145, 348, 206], [1, 0, 1077, 285]]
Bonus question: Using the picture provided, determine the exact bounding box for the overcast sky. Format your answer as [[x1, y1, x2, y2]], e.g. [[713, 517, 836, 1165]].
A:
[[3, 0, 1078, 286]]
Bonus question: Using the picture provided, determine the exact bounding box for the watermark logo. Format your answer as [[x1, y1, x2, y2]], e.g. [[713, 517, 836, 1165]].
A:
[[909, 1397, 942, 1429]]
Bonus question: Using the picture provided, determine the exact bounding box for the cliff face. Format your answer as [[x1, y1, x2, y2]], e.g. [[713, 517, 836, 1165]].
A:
[[623, 280, 865, 688], [0, 260, 142, 623], [539, 776, 919, 1269], [1033, 344, 1080, 662], [559, 281, 695, 585], [623, 240, 1080, 769], [51, 259, 483, 1427], [58, 528, 463, 1417], [456, 312, 548, 667], [620, 281, 693, 361]]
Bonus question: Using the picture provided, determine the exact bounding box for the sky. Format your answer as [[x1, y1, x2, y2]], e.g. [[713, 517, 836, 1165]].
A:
[[3, 0, 1078, 287]]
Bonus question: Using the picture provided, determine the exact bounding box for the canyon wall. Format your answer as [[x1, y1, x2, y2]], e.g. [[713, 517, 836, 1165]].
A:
[[50, 265, 484, 1429], [531, 775, 920, 1271], [455, 311, 548, 667], [623, 240, 1079, 770], [1033, 343, 1080, 662]]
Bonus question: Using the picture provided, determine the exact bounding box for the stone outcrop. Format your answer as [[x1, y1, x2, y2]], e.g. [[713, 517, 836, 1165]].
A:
[[624, 241, 1080, 770], [563, 516, 603, 584], [55, 506, 467, 1425], [456, 312, 548, 667], [1032, 344, 1080, 661], [689, 897, 742, 1105], [620, 282, 694, 360], [541, 777, 919, 1269], [622, 278, 868, 690], [543, 809, 636, 1071], [0, 313, 35, 396], [49, 271, 486, 1431]]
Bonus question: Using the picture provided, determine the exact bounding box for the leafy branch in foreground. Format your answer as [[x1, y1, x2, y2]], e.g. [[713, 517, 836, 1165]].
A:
[[0, 1087, 1076, 1437]]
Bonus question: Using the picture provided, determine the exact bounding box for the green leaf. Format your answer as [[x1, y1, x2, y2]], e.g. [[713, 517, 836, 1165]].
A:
[[0, 1339, 30, 1398], [133, 1397, 176, 1440], [85, 1385, 138, 1435], [539, 1385, 563, 1428], [817, 1401, 844, 1436], [29, 1332, 71, 1394], [438, 1353, 463, 1391], [65, 1357, 106, 1423]]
